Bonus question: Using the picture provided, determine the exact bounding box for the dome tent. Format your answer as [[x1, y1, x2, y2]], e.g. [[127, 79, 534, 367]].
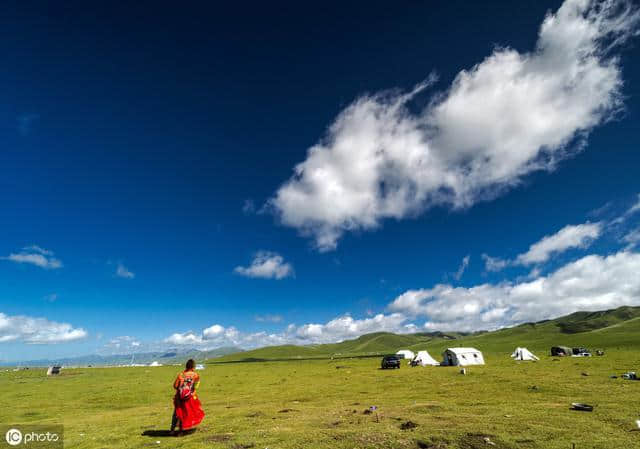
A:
[[511, 347, 539, 361], [412, 350, 439, 366]]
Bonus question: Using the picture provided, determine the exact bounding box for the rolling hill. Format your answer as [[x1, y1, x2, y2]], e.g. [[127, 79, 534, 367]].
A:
[[212, 305, 640, 362]]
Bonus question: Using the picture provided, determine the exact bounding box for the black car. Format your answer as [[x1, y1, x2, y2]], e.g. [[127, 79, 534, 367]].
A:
[[381, 355, 401, 369]]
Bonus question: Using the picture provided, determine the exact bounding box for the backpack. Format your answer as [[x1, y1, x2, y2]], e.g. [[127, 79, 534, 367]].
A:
[[178, 376, 194, 400]]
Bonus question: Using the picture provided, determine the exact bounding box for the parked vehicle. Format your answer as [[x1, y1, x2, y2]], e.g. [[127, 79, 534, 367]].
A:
[[572, 347, 590, 355], [572, 347, 592, 357], [381, 355, 401, 369], [551, 346, 572, 356]]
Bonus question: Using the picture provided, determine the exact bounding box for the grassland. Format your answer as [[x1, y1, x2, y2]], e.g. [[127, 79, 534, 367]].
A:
[[1, 351, 639, 448], [1, 307, 639, 448]]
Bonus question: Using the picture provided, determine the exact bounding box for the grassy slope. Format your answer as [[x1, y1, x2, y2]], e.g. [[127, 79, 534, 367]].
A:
[[2, 306, 640, 448], [412, 315, 640, 357], [2, 351, 639, 449], [553, 305, 640, 333], [214, 333, 436, 362], [215, 306, 640, 363]]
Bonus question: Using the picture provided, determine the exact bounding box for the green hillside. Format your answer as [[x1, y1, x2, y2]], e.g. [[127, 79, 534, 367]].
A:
[[553, 305, 640, 333], [212, 306, 640, 363], [411, 313, 640, 357], [211, 334, 432, 362]]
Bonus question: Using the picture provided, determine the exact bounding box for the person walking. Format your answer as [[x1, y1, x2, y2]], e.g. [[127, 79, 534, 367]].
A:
[[170, 359, 205, 435]]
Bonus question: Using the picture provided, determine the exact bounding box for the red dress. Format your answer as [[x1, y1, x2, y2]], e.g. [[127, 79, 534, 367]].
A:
[[173, 369, 205, 429]]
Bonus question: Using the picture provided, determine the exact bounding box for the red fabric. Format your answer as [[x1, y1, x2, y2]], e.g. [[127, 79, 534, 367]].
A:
[[174, 395, 205, 430], [179, 385, 192, 400], [173, 369, 204, 430]]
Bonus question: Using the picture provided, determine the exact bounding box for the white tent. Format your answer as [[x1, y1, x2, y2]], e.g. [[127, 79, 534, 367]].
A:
[[441, 348, 485, 366], [396, 350, 415, 361], [149, 361, 163, 367], [511, 347, 539, 361], [413, 350, 440, 366]]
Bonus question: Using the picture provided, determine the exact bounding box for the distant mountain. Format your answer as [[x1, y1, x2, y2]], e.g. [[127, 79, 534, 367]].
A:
[[1, 346, 242, 367], [213, 305, 640, 362]]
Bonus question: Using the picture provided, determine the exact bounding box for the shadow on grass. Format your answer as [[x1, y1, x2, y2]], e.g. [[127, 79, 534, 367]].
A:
[[141, 429, 197, 438]]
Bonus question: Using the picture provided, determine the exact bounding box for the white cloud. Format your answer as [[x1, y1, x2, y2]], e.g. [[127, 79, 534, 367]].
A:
[[622, 227, 640, 248], [270, 0, 639, 251], [453, 255, 470, 280], [234, 251, 294, 279], [614, 192, 640, 222], [292, 313, 410, 344], [610, 193, 640, 225], [482, 254, 509, 272], [24, 245, 53, 256], [627, 193, 640, 215], [164, 332, 204, 346], [202, 324, 225, 338], [115, 263, 135, 279], [157, 251, 640, 346], [0, 312, 87, 344], [2, 246, 62, 269], [515, 222, 602, 265], [164, 324, 243, 347], [255, 314, 283, 323], [389, 250, 640, 331], [164, 326, 241, 348], [44, 293, 58, 302], [482, 222, 602, 271], [242, 199, 256, 214], [105, 335, 142, 351], [163, 312, 413, 349]]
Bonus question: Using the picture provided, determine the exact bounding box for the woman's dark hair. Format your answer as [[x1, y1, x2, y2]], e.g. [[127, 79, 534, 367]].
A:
[[186, 359, 195, 370]]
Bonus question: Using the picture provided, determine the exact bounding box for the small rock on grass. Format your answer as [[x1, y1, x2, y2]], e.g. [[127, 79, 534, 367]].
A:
[[400, 420, 418, 430]]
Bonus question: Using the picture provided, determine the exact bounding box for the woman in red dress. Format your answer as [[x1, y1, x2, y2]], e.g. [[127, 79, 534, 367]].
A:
[[170, 359, 205, 435]]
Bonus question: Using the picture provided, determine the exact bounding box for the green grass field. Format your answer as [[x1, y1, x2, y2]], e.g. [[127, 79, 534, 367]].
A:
[[2, 353, 639, 448], [2, 308, 639, 448]]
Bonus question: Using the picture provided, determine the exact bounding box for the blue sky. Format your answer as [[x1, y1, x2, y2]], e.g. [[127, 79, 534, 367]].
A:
[[1, 0, 640, 362]]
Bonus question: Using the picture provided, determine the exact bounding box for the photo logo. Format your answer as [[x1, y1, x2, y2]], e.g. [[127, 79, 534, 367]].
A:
[[5, 429, 22, 446], [2, 426, 62, 448]]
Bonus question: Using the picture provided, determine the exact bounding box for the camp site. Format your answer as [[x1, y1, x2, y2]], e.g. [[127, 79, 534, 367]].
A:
[[2, 306, 640, 448], [3, 0, 640, 448]]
